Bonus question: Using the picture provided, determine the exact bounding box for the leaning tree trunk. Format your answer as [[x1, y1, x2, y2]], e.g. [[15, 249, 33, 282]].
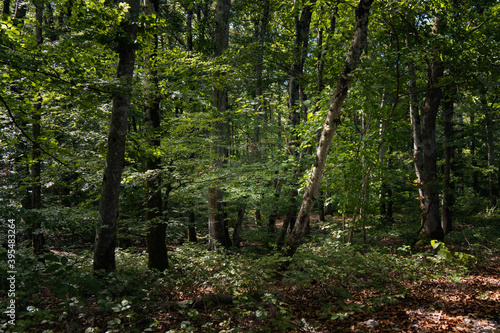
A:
[[93, 0, 140, 273], [283, 0, 374, 259], [421, 18, 444, 241]]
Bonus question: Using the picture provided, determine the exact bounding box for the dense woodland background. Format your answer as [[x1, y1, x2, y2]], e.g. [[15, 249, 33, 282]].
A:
[[1, 0, 500, 331]]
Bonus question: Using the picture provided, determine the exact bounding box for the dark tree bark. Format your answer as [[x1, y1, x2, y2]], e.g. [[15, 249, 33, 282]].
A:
[[208, 0, 232, 250], [232, 205, 246, 247], [208, 187, 231, 249], [187, 209, 197, 242], [93, 0, 140, 273], [317, 191, 326, 222], [252, 0, 269, 159], [283, 0, 374, 259], [317, 7, 337, 92], [421, 18, 444, 241], [31, 0, 45, 255], [280, 0, 315, 245], [14, 0, 27, 18], [2, 0, 10, 16], [288, 0, 314, 123], [441, 89, 455, 234], [480, 88, 497, 209], [186, 6, 193, 52], [144, 0, 168, 271], [469, 113, 480, 194]]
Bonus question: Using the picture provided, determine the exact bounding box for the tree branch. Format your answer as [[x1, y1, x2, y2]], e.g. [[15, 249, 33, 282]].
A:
[[0, 93, 78, 175]]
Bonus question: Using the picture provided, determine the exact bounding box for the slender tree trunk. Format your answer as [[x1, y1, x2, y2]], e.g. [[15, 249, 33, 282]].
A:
[[232, 205, 246, 247], [31, 1, 45, 255], [317, 8, 337, 92], [187, 209, 197, 242], [252, 0, 269, 159], [268, 178, 280, 233], [318, 191, 325, 222], [2, 0, 10, 16], [283, 0, 374, 259], [480, 89, 497, 208], [407, 38, 424, 203], [288, 0, 314, 127], [441, 90, 455, 234], [186, 6, 193, 52], [93, 0, 140, 273], [315, 8, 337, 220], [281, 0, 314, 244], [208, 187, 231, 249], [144, 0, 168, 271], [470, 113, 480, 194], [421, 18, 444, 241], [14, 0, 26, 18], [208, 0, 232, 250]]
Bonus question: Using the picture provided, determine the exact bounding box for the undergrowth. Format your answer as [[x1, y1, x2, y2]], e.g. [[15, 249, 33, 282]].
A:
[[1, 215, 498, 332]]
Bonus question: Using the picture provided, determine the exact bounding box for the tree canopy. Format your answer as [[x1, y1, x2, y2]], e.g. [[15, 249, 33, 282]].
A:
[[1, 0, 500, 331]]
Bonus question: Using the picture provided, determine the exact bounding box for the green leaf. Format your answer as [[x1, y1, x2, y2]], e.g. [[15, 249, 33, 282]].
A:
[[430, 240, 442, 249], [45, 263, 62, 273], [53, 283, 69, 298]]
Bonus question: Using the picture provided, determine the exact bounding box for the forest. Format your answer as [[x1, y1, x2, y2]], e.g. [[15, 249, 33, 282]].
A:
[[1, 0, 500, 331]]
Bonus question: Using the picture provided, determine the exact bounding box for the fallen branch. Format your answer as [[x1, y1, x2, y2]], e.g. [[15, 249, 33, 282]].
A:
[[164, 291, 279, 309]]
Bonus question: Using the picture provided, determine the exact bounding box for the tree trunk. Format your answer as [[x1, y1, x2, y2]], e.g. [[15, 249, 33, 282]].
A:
[[93, 0, 140, 273], [281, 0, 314, 244], [470, 113, 480, 194], [421, 18, 444, 241], [481, 89, 497, 209], [407, 38, 424, 203], [317, 7, 337, 92], [14, 0, 27, 18], [143, 0, 168, 272], [232, 205, 246, 247], [318, 191, 325, 222], [31, 1, 45, 255], [441, 90, 455, 234], [252, 0, 269, 158], [288, 0, 314, 127], [187, 209, 197, 242], [207, 0, 232, 250], [283, 0, 374, 259], [3, 0, 10, 16], [208, 187, 231, 249]]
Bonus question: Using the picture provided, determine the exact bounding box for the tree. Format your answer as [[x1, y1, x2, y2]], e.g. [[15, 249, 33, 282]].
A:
[[143, 0, 168, 271], [420, 17, 444, 241], [93, 0, 141, 273], [283, 0, 374, 259], [208, 0, 232, 250], [441, 88, 455, 234], [30, 0, 45, 255]]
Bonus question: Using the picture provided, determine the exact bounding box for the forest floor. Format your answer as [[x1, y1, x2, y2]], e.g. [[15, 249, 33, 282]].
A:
[[146, 250, 500, 333], [4, 216, 500, 332], [281, 256, 500, 332]]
